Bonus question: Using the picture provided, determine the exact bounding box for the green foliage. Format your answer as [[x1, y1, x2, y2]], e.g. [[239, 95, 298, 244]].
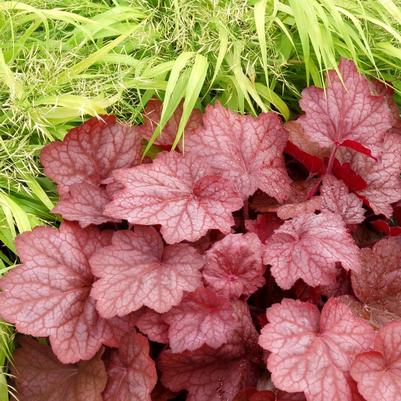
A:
[[0, 0, 400, 398]]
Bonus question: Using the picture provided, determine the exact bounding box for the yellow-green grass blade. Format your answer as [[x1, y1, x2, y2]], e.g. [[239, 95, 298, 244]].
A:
[[377, 0, 401, 24], [141, 61, 175, 80], [53, 28, 137, 85], [205, 25, 228, 94], [0, 192, 32, 236], [0, 369, 8, 401], [143, 68, 190, 156], [287, 0, 312, 84], [67, 6, 144, 46], [158, 52, 195, 121], [273, 17, 296, 53], [174, 54, 208, 150], [254, 0, 270, 84], [23, 175, 54, 211], [255, 83, 290, 121], [120, 78, 167, 91], [0, 1, 93, 29], [0, 48, 22, 100], [142, 52, 195, 154], [33, 94, 120, 121], [226, 42, 268, 114]]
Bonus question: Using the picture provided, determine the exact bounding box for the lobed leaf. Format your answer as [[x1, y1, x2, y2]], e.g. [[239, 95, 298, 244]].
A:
[[203, 233, 265, 299], [12, 337, 107, 401], [351, 236, 401, 326], [264, 212, 361, 289], [297, 59, 392, 159], [259, 298, 375, 401], [104, 151, 243, 244], [321, 175, 365, 224], [103, 331, 157, 401], [185, 102, 291, 201], [351, 321, 401, 401], [40, 115, 143, 226], [90, 226, 204, 317], [164, 288, 237, 353], [0, 223, 133, 363]]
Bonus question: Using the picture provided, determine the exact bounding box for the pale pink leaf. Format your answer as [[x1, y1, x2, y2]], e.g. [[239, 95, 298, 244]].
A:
[[203, 233, 265, 298], [164, 288, 237, 353], [185, 102, 291, 201], [103, 331, 157, 401], [351, 320, 401, 401], [321, 175, 365, 224], [351, 236, 401, 326], [40, 115, 143, 225], [261, 180, 321, 219], [0, 222, 134, 363], [90, 226, 204, 317], [263, 212, 361, 289], [276, 197, 321, 220], [12, 337, 107, 401], [104, 151, 243, 243], [141, 99, 203, 148], [340, 133, 401, 217], [368, 80, 401, 129], [259, 298, 375, 401], [298, 59, 392, 159], [41, 115, 142, 192], [52, 182, 119, 227]]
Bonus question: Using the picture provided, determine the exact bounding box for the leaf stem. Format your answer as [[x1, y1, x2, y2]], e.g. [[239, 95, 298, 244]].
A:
[[307, 145, 338, 199], [243, 199, 249, 220]]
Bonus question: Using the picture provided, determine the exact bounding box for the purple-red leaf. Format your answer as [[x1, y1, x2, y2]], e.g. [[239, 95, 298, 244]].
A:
[[159, 344, 259, 401], [141, 99, 203, 148], [103, 331, 157, 401], [164, 288, 237, 352], [370, 219, 401, 236], [298, 59, 392, 159], [284, 121, 327, 174], [263, 212, 361, 289], [104, 151, 243, 243], [259, 298, 375, 401], [332, 160, 368, 193], [185, 102, 291, 201], [40, 115, 143, 226], [245, 213, 283, 243], [12, 337, 107, 401], [351, 320, 401, 401], [321, 175, 365, 224], [234, 388, 307, 401], [135, 308, 169, 343], [351, 236, 401, 326], [0, 222, 134, 363], [160, 301, 260, 401], [90, 226, 204, 317], [203, 233, 265, 298]]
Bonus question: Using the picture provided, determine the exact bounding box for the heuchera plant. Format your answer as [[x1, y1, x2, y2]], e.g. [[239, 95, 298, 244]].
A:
[[1, 58, 401, 401]]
